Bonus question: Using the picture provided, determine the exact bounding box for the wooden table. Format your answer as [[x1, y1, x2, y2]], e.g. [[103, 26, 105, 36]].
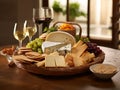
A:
[[0, 46, 120, 90]]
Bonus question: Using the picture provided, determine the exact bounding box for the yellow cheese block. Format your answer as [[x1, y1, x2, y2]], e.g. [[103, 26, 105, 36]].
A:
[[45, 52, 66, 67], [81, 51, 95, 64], [45, 55, 56, 67], [72, 56, 84, 66], [55, 56, 66, 67], [72, 40, 83, 49], [72, 44, 88, 57], [70, 40, 89, 66]]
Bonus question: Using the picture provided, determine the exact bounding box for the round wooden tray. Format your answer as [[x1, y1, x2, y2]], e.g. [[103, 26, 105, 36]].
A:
[[13, 52, 105, 76]]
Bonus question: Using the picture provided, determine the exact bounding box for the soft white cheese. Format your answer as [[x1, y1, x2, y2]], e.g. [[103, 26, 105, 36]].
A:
[[42, 41, 71, 54], [42, 41, 61, 52], [58, 44, 71, 51]]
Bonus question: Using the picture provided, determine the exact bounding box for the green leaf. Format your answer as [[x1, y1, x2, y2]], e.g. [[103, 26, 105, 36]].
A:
[[63, 2, 87, 21], [43, 26, 57, 33], [80, 37, 90, 43], [43, 27, 48, 33], [52, 1, 63, 13]]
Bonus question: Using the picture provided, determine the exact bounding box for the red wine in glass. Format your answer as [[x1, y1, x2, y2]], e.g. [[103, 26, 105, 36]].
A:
[[33, 7, 54, 35], [35, 17, 52, 32]]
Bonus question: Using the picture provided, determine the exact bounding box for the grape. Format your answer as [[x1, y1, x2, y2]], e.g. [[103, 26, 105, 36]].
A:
[[37, 42, 42, 47], [26, 38, 43, 53], [32, 47, 37, 51], [86, 42, 102, 56], [33, 43, 37, 48], [38, 48, 42, 53], [26, 43, 31, 48]]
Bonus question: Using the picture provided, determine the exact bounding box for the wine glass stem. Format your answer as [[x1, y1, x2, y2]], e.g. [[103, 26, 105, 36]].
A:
[[29, 36, 32, 42], [19, 40, 22, 48], [38, 24, 43, 35]]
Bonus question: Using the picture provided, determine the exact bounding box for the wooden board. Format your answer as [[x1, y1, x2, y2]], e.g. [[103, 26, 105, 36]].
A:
[[13, 52, 105, 76]]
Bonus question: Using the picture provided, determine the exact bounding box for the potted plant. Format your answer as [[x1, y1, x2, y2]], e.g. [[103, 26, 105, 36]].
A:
[[52, 1, 63, 20], [63, 2, 86, 21], [52, 1, 63, 13]]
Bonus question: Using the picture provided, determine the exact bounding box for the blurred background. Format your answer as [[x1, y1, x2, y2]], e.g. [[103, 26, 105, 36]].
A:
[[0, 0, 119, 49]]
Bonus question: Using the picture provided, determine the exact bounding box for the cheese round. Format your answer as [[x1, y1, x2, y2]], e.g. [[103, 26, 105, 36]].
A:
[[45, 31, 76, 46]]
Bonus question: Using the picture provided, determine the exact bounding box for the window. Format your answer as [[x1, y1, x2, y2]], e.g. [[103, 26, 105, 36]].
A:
[[48, 0, 113, 47], [89, 0, 112, 41]]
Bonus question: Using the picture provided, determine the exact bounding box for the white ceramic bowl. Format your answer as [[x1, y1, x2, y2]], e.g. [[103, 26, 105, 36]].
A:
[[90, 63, 118, 79]]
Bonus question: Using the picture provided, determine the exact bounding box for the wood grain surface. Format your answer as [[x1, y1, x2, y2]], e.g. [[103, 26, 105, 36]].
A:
[[0, 46, 120, 90]]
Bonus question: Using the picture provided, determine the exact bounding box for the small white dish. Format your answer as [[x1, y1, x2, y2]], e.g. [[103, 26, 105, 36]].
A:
[[90, 63, 118, 79]]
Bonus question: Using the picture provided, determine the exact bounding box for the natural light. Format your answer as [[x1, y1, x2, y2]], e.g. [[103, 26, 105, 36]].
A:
[[49, 0, 112, 40]]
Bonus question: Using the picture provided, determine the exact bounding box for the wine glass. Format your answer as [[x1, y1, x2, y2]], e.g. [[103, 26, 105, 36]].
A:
[[25, 20, 37, 41], [13, 22, 27, 47], [33, 7, 54, 35]]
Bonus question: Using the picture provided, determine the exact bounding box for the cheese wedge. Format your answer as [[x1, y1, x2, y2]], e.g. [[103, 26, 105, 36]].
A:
[[72, 40, 84, 49], [81, 51, 95, 64], [70, 40, 88, 66], [72, 54, 84, 66], [72, 44, 88, 57]]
